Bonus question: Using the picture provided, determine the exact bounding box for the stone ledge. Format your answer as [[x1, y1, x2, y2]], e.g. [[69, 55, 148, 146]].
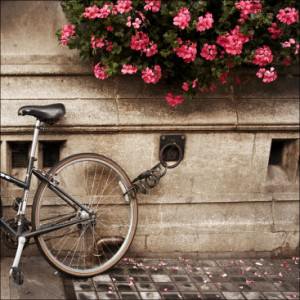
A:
[[1, 98, 299, 129], [1, 125, 300, 135]]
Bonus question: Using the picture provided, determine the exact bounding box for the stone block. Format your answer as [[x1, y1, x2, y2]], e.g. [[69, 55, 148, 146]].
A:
[[136, 202, 274, 236], [117, 98, 237, 126], [146, 231, 289, 253], [1, 76, 116, 100], [273, 201, 300, 231], [234, 75, 299, 99], [237, 99, 299, 125]]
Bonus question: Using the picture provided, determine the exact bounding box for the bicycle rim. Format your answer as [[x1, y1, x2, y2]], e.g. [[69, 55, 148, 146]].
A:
[[32, 153, 137, 277]]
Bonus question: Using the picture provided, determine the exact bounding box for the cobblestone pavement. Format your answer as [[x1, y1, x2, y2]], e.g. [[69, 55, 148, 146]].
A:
[[63, 257, 299, 300]]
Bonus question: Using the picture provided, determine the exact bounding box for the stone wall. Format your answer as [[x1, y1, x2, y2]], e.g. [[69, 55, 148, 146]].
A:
[[1, 1, 299, 257]]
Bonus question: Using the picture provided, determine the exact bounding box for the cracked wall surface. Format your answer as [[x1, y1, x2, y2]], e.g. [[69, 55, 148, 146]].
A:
[[1, 1, 299, 256]]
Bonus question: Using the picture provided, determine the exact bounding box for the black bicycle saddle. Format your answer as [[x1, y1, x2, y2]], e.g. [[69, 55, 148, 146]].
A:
[[18, 103, 66, 124]]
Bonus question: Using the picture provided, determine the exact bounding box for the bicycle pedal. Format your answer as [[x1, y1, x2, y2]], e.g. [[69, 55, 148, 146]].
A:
[[12, 197, 22, 211]]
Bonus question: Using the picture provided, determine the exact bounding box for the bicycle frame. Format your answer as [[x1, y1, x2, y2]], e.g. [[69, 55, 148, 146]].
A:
[[0, 120, 92, 241]]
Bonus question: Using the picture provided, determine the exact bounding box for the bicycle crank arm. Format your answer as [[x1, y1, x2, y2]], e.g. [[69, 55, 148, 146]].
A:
[[0, 218, 18, 237]]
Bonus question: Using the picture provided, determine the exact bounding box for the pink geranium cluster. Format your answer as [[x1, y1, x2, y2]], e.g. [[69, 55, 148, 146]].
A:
[[267, 23, 283, 40], [94, 63, 109, 80], [141, 65, 162, 84], [217, 26, 249, 55], [196, 13, 214, 32], [174, 40, 197, 63], [277, 7, 299, 25], [60, 24, 75, 46], [91, 36, 114, 52], [127, 16, 143, 29], [182, 79, 198, 92], [144, 0, 161, 13], [130, 32, 150, 51], [173, 7, 191, 30], [130, 31, 158, 57], [83, 1, 134, 19], [252, 46, 273, 66], [256, 67, 277, 83], [115, 0, 132, 14], [165, 93, 184, 107], [83, 4, 111, 19], [200, 44, 218, 61], [91, 36, 105, 49], [235, 0, 262, 21], [281, 38, 296, 48], [121, 64, 138, 74]]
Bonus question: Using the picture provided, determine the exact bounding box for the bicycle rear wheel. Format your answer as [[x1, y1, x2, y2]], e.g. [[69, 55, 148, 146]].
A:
[[32, 153, 137, 277]]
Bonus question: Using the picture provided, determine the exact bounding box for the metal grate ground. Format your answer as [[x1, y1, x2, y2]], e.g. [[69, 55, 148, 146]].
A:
[[62, 257, 299, 300]]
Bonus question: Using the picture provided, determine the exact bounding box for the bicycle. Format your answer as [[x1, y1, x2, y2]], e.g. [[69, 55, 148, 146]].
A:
[[0, 103, 183, 285]]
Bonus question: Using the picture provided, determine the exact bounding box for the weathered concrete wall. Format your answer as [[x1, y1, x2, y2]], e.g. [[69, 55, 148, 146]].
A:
[[1, 1, 299, 257]]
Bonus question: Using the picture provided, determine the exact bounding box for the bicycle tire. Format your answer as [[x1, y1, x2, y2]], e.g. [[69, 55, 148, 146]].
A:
[[32, 153, 137, 277]]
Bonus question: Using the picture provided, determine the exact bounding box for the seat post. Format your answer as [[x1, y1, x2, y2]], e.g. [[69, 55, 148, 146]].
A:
[[17, 119, 40, 217], [24, 119, 40, 185], [29, 119, 41, 161]]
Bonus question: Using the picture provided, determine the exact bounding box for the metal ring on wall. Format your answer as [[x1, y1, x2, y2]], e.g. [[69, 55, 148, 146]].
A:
[[159, 142, 183, 169]]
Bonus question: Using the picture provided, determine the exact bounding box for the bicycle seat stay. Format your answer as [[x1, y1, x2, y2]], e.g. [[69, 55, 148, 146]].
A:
[[18, 103, 65, 124]]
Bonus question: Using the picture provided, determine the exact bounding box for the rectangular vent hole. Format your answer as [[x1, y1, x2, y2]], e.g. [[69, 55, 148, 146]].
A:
[[41, 141, 64, 168], [9, 142, 30, 168], [268, 139, 299, 182]]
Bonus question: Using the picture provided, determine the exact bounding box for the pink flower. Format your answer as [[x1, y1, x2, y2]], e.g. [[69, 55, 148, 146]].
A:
[[173, 7, 191, 30], [267, 23, 283, 39], [144, 0, 161, 13], [143, 42, 158, 57], [196, 13, 214, 32], [174, 40, 197, 63], [98, 3, 112, 18], [83, 5, 101, 19], [182, 82, 189, 92], [121, 64, 138, 74], [94, 63, 109, 80], [130, 32, 150, 51], [253, 46, 273, 66], [141, 65, 162, 84], [281, 38, 296, 48], [217, 26, 249, 55], [91, 36, 105, 49], [106, 26, 114, 32], [235, 0, 262, 20], [115, 0, 132, 14], [133, 18, 142, 29], [277, 7, 299, 25], [106, 41, 113, 52], [60, 24, 76, 46], [192, 79, 198, 88], [200, 43, 217, 61], [256, 67, 277, 83], [165, 93, 184, 107], [126, 16, 132, 27]]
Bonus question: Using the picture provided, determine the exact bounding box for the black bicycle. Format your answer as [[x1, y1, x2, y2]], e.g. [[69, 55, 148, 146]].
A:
[[0, 103, 182, 285]]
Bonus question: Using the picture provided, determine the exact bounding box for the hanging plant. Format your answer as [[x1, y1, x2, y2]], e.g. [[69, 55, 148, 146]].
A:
[[57, 0, 299, 107]]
